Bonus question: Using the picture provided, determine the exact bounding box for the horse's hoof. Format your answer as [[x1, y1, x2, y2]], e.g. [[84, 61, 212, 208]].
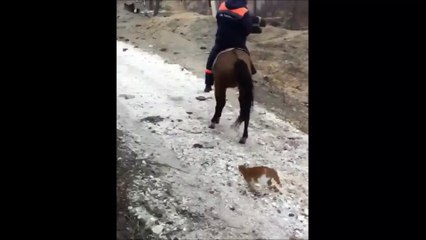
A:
[[239, 137, 247, 144], [209, 123, 215, 129]]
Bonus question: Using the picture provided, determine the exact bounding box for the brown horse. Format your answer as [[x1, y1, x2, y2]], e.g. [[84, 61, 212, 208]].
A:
[[208, 48, 254, 144]]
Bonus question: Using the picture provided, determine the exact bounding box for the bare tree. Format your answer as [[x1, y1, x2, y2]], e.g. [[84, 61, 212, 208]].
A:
[[153, 0, 161, 16], [181, 0, 189, 10]]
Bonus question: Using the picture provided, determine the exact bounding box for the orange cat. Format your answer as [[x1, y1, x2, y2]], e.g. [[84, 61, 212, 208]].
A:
[[238, 165, 282, 192]]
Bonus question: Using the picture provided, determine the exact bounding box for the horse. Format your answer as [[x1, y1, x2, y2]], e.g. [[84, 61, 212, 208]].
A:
[[208, 48, 254, 144]]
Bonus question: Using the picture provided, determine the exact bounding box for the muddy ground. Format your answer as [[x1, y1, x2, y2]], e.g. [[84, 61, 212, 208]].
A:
[[117, 129, 148, 240], [118, 128, 179, 240], [116, 1, 308, 133]]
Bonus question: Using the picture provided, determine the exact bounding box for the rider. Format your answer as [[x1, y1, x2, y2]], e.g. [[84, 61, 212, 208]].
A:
[[204, 0, 257, 92]]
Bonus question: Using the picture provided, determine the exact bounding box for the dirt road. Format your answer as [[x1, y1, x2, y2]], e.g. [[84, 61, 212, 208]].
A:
[[117, 41, 308, 239], [116, 1, 308, 133]]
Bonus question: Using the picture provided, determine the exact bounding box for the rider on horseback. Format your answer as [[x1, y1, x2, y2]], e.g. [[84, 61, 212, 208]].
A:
[[204, 0, 257, 92]]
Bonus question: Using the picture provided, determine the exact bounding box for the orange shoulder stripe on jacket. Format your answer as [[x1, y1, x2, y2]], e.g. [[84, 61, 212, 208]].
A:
[[218, 2, 248, 17], [218, 2, 227, 11]]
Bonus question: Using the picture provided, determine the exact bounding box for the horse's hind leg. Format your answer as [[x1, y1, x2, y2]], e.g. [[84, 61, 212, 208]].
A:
[[239, 117, 250, 144], [209, 87, 226, 129], [235, 95, 250, 144]]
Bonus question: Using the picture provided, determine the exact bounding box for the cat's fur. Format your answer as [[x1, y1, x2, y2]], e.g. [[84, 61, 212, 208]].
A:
[[239, 165, 282, 193]]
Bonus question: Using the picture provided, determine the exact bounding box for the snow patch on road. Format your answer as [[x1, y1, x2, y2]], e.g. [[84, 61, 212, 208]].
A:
[[117, 41, 308, 239]]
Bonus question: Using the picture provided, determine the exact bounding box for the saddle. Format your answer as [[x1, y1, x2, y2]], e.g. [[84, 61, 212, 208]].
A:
[[212, 48, 250, 66], [212, 48, 256, 75]]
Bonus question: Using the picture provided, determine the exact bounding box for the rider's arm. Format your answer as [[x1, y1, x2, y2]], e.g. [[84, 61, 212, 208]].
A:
[[241, 12, 252, 36]]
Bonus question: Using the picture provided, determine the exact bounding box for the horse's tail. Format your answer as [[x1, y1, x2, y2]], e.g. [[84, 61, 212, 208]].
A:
[[234, 53, 254, 124]]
